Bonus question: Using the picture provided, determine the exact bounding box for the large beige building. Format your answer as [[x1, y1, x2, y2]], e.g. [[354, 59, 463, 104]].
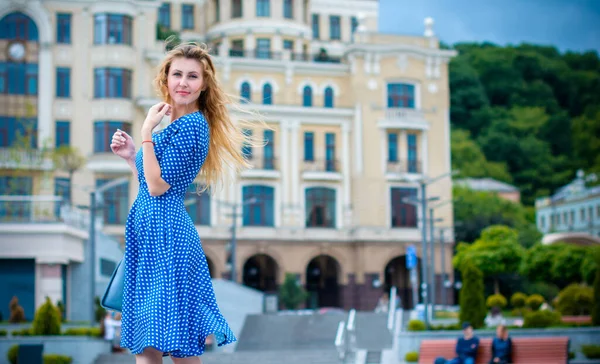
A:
[[0, 0, 456, 317]]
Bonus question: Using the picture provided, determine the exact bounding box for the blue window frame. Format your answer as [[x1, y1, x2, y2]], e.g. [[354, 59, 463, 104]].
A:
[[283, 39, 293, 50], [388, 132, 398, 162], [242, 185, 274, 227], [263, 130, 275, 170], [256, 38, 271, 59], [329, 15, 340, 40], [242, 128, 253, 159], [182, 4, 195, 29], [94, 121, 132, 153], [256, 0, 270, 17], [185, 183, 211, 225], [0, 12, 39, 41], [387, 83, 415, 108], [324, 87, 334, 108], [0, 116, 37, 148], [284, 0, 293, 19], [94, 68, 132, 98], [240, 81, 251, 103], [56, 67, 70, 98], [231, 0, 243, 18], [391, 187, 417, 227], [325, 133, 336, 171], [158, 3, 171, 28], [262, 83, 272, 105], [312, 14, 319, 39], [302, 86, 312, 107], [305, 187, 336, 228], [56, 13, 71, 44], [0, 62, 38, 95], [304, 132, 314, 161], [407, 133, 418, 173], [55, 121, 70, 148], [94, 14, 133, 45], [96, 178, 130, 225]]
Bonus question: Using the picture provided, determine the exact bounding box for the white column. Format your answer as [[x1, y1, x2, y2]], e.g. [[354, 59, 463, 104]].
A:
[[399, 129, 407, 168], [37, 44, 53, 148], [289, 121, 300, 223], [421, 130, 428, 175], [273, 34, 282, 53], [245, 32, 255, 52], [342, 123, 352, 228], [353, 103, 363, 175], [280, 123, 290, 225], [380, 128, 387, 175]]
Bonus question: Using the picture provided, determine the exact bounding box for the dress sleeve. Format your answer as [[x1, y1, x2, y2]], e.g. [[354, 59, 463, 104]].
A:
[[159, 119, 202, 187]]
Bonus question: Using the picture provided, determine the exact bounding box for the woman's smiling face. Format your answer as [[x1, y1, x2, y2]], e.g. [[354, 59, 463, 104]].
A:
[[167, 57, 205, 106]]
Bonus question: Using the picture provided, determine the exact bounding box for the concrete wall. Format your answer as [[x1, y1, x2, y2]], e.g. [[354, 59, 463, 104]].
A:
[[0, 337, 110, 364]]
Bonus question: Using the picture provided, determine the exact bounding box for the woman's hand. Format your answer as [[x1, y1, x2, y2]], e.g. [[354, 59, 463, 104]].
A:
[[110, 129, 136, 161], [141, 102, 172, 136]]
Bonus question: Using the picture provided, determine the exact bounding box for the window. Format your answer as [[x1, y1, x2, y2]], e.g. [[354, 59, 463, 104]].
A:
[[54, 177, 70, 217], [305, 187, 336, 228], [407, 133, 418, 173], [94, 68, 132, 98], [55, 121, 70, 148], [230, 39, 244, 57], [94, 121, 132, 153], [182, 4, 194, 29], [242, 185, 274, 227], [302, 86, 312, 107], [0, 62, 38, 95], [240, 81, 251, 103], [96, 178, 130, 224], [100, 258, 117, 277], [263, 130, 275, 170], [324, 87, 334, 108], [325, 133, 336, 172], [387, 83, 415, 108], [256, 38, 271, 59], [391, 187, 417, 227], [284, 0, 293, 19], [304, 132, 314, 161], [262, 83, 273, 105], [540, 215, 545, 229], [0, 12, 39, 41], [56, 13, 71, 44], [56, 67, 70, 98], [283, 39, 294, 50], [0, 117, 36, 148], [215, 0, 220, 22], [232, 0, 243, 18], [256, 0, 270, 17], [312, 14, 319, 39], [388, 132, 398, 162], [329, 15, 341, 40], [94, 14, 133, 45], [0, 176, 33, 220], [185, 183, 211, 225], [242, 128, 253, 159], [351, 16, 358, 33], [158, 3, 171, 28]]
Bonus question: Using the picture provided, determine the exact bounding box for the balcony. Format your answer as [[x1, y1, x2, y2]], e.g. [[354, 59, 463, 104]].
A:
[[0, 148, 53, 170], [213, 48, 343, 64], [376, 107, 430, 130], [386, 159, 423, 179], [241, 156, 280, 179], [302, 159, 342, 181]]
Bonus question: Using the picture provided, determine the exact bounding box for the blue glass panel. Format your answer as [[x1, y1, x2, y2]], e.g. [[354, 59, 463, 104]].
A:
[[304, 132, 314, 161], [324, 87, 334, 108], [303, 86, 312, 107]]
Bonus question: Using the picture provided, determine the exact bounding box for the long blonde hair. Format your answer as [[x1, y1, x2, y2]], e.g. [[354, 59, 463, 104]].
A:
[[154, 41, 266, 192]]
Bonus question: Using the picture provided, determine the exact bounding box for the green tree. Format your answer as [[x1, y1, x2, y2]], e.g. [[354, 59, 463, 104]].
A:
[[572, 106, 600, 174], [31, 297, 61, 335], [451, 129, 512, 183], [551, 245, 587, 286], [278, 273, 308, 310], [453, 225, 525, 293], [459, 264, 486, 329], [582, 247, 600, 285], [520, 243, 563, 283]]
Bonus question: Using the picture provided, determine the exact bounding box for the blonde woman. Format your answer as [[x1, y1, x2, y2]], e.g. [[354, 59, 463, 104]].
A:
[[110, 42, 261, 364]]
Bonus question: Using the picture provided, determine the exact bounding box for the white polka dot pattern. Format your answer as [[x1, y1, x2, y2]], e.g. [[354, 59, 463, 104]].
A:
[[120, 111, 236, 358]]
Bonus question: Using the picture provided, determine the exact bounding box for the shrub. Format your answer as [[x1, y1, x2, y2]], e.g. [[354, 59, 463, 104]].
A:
[[592, 250, 600, 326], [56, 300, 65, 322], [511, 307, 529, 317], [43, 354, 73, 364], [523, 310, 561, 328], [0, 329, 7, 336], [62, 327, 102, 337], [7, 344, 18, 364], [582, 345, 600, 359], [522, 281, 560, 303], [405, 351, 419, 362], [569, 351, 576, 360], [486, 294, 507, 309], [459, 264, 486, 329], [555, 284, 593, 315], [278, 273, 309, 310], [407, 319, 426, 331], [32, 297, 62, 336], [94, 297, 106, 323], [8, 296, 26, 323], [13, 328, 32, 336], [526, 294, 545, 311], [510, 292, 527, 308]]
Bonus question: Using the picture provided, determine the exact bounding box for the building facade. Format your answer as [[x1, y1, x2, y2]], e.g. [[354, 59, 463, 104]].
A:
[[0, 0, 456, 316]]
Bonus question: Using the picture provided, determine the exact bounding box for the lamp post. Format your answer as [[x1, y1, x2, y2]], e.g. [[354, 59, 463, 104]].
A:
[[219, 197, 257, 283]]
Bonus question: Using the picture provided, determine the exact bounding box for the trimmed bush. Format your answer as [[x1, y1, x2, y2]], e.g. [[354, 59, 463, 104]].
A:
[[405, 351, 419, 362], [459, 264, 487, 329], [556, 284, 593, 315], [0, 329, 7, 336], [407, 319, 426, 331], [523, 310, 561, 328], [62, 327, 102, 337], [8, 296, 26, 323], [12, 328, 32, 336], [510, 292, 527, 308], [582, 345, 600, 359], [7, 344, 18, 364], [43, 354, 73, 364], [593, 250, 600, 326], [278, 273, 309, 310], [486, 294, 507, 309], [32, 297, 62, 336], [526, 294, 545, 311]]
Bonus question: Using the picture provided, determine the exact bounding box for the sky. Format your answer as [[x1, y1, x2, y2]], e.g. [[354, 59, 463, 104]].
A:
[[378, 0, 600, 54]]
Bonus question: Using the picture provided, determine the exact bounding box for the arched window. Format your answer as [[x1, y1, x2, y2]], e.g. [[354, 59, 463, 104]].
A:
[[305, 187, 336, 228], [262, 83, 272, 105], [324, 86, 334, 108], [302, 85, 312, 107], [240, 81, 251, 103], [242, 185, 275, 226], [0, 12, 39, 41]]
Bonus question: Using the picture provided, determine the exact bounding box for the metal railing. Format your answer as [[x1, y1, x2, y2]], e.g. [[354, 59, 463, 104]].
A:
[[248, 156, 278, 171], [0, 148, 53, 170], [211, 47, 343, 64], [386, 159, 422, 174], [335, 308, 356, 363], [303, 159, 340, 173]]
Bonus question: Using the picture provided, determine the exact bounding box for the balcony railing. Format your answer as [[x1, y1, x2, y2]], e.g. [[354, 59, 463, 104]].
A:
[[385, 108, 424, 120], [0, 148, 53, 170], [386, 159, 422, 174], [211, 47, 342, 64], [248, 156, 278, 171], [303, 159, 339, 173]]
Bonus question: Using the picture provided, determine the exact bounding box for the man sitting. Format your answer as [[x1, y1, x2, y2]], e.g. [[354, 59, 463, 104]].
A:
[[434, 322, 480, 364]]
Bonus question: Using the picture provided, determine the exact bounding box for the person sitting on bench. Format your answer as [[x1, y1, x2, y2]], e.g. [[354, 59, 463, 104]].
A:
[[434, 322, 480, 364], [490, 325, 512, 364]]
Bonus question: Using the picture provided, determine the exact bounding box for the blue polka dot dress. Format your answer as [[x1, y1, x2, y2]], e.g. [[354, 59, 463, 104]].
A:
[[120, 111, 236, 357]]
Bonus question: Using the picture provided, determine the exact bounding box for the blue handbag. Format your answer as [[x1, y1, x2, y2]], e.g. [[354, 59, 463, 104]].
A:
[[101, 257, 125, 312]]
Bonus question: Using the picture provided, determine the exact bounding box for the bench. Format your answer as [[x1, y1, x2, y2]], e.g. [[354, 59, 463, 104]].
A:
[[418, 336, 569, 364]]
